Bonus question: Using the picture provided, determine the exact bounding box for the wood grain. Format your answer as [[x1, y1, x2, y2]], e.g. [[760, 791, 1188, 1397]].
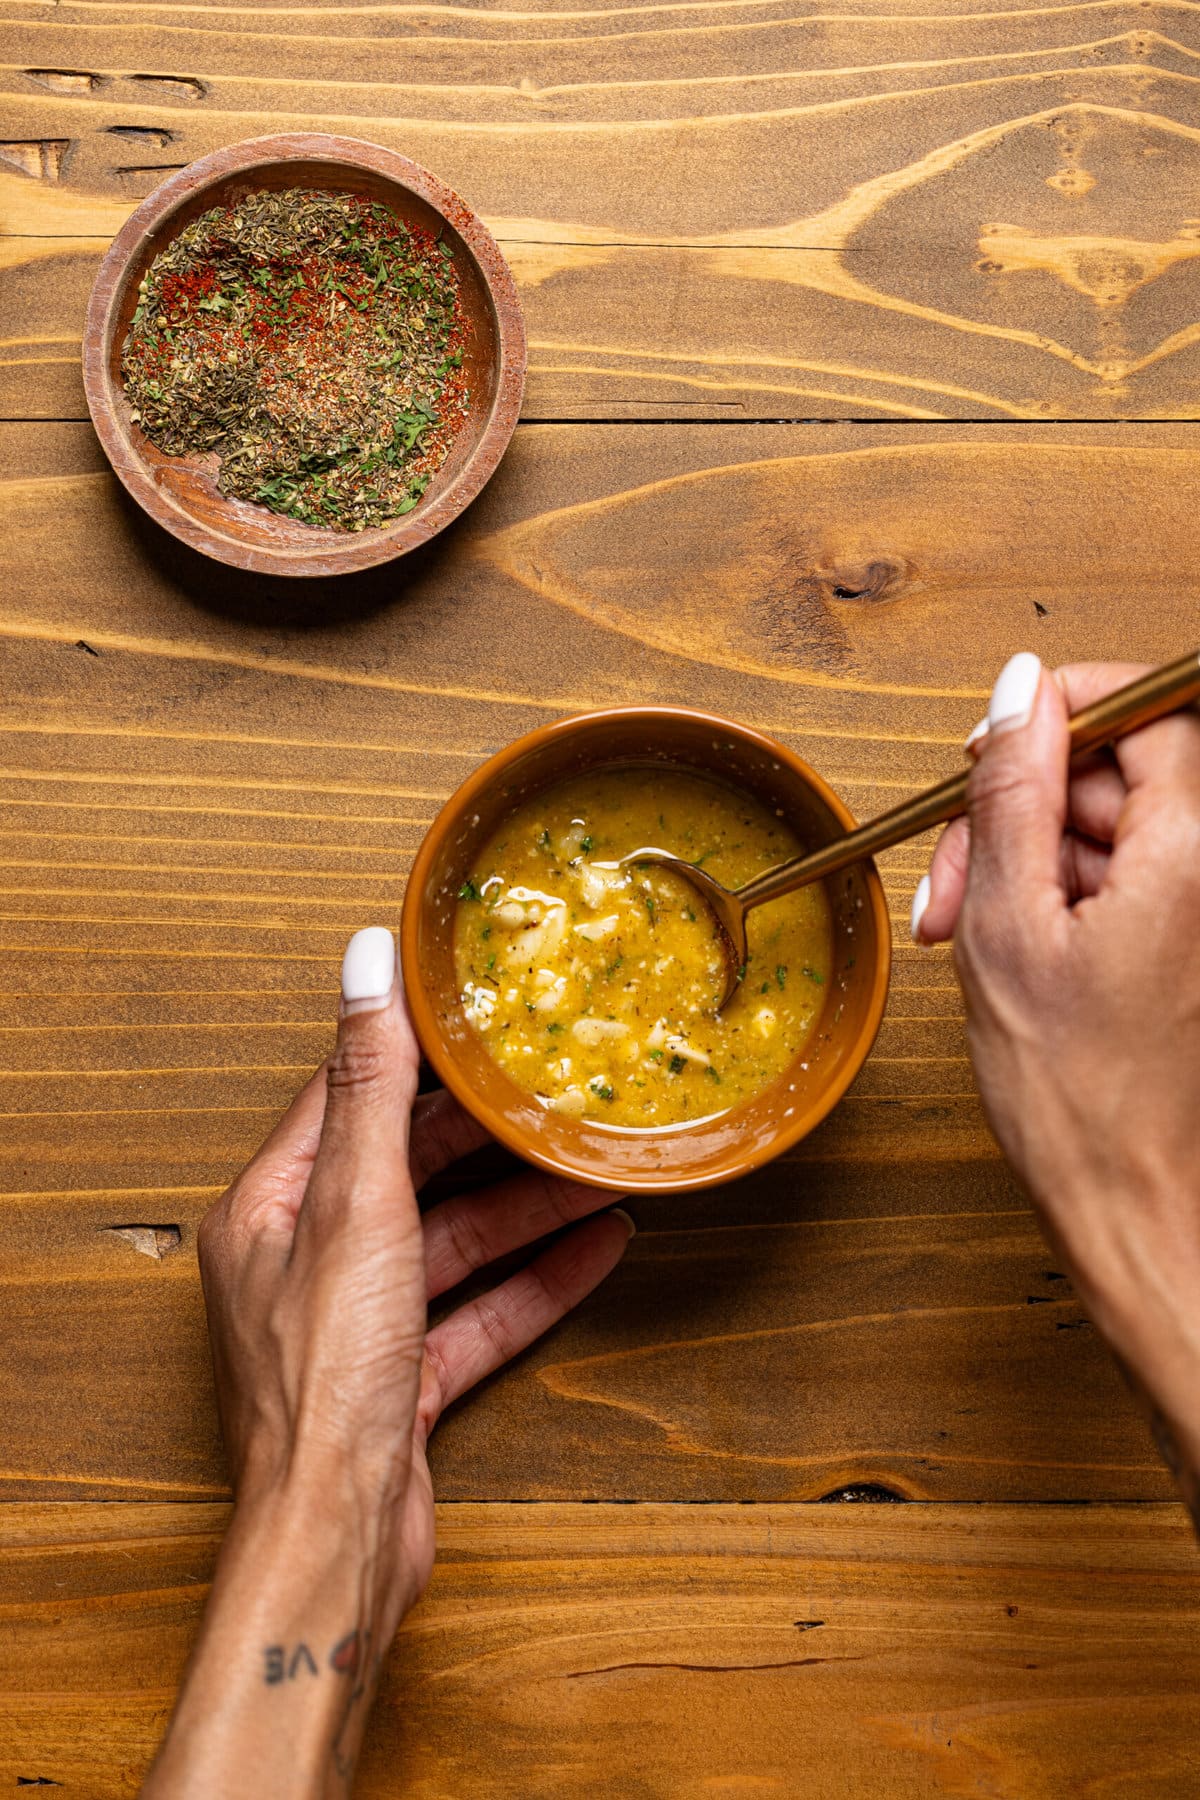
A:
[[3, 1500, 1200, 1796], [0, 1168, 1172, 1501], [8, 1, 1200, 418], [5, 0, 1200, 1787], [4, 419, 1197, 1500]]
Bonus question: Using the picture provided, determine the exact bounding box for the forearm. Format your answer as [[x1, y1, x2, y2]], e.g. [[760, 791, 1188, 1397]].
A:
[[1030, 1162, 1200, 1534], [144, 1478, 400, 1799], [1100, 1273, 1200, 1537]]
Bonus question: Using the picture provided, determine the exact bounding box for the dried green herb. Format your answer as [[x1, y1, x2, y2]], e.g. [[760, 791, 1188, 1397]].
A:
[[121, 188, 470, 532]]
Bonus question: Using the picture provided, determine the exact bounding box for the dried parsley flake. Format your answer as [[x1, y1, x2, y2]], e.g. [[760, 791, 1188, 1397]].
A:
[[121, 188, 470, 533]]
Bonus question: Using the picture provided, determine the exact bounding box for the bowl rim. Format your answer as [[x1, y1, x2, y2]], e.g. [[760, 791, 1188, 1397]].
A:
[[400, 705, 893, 1193], [82, 131, 527, 577]]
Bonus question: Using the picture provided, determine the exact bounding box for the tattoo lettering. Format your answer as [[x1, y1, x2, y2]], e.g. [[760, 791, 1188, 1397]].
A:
[[262, 1632, 368, 1687], [261, 1642, 320, 1684]]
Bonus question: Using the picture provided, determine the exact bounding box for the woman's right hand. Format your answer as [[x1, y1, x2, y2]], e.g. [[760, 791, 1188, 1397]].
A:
[[912, 654, 1200, 1510]]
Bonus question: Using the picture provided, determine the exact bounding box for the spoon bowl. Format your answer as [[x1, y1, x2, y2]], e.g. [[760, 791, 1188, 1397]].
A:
[[621, 847, 748, 1009]]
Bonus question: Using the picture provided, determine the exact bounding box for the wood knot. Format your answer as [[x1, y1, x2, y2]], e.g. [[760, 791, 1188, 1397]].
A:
[[102, 1223, 182, 1260], [824, 557, 909, 604], [1045, 166, 1096, 198], [818, 1483, 906, 1503]]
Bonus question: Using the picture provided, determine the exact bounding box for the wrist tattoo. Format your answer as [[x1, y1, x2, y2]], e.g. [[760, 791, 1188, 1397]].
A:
[[329, 1629, 363, 1677], [261, 1630, 364, 1686], [260, 1625, 382, 1791]]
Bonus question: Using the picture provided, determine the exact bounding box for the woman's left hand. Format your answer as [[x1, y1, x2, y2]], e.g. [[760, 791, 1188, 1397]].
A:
[[144, 927, 633, 1800]]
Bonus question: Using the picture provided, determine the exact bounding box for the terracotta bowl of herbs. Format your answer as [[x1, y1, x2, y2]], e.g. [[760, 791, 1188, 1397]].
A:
[[83, 133, 526, 577]]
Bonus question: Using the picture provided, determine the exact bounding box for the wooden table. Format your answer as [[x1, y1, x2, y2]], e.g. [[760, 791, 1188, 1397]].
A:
[[4, 5, 1200, 1793]]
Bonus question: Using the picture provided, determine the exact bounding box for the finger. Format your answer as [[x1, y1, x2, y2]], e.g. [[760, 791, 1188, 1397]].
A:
[[963, 652, 1071, 934], [1054, 660, 1151, 714], [1066, 751, 1126, 847], [1113, 707, 1200, 811], [1051, 664, 1200, 886], [968, 664, 1133, 838], [912, 817, 969, 945], [213, 1066, 328, 1241], [1061, 831, 1111, 902], [409, 1088, 492, 1192], [965, 662, 1148, 760], [1054, 660, 1200, 801], [967, 670, 1130, 844], [247, 1066, 327, 1176], [298, 927, 420, 1239], [421, 1210, 634, 1421], [915, 733, 1126, 947], [916, 813, 1113, 945], [423, 1169, 625, 1301]]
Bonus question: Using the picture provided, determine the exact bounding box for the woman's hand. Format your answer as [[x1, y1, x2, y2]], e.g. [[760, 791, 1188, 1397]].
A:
[[912, 654, 1200, 1518], [144, 927, 633, 1799]]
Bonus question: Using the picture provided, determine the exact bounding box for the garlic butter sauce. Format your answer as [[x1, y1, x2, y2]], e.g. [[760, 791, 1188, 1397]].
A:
[[453, 767, 833, 1127]]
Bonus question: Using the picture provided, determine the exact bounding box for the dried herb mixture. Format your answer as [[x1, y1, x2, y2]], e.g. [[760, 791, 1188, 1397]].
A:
[[121, 188, 470, 532]]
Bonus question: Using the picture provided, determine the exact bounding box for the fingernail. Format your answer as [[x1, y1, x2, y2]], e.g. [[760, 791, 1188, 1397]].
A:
[[910, 873, 931, 945], [610, 1206, 637, 1238], [988, 651, 1041, 734], [341, 927, 395, 1012], [964, 716, 989, 751]]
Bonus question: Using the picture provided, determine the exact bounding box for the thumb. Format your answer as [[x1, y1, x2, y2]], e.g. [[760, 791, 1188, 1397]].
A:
[[300, 927, 421, 1236], [963, 652, 1070, 927]]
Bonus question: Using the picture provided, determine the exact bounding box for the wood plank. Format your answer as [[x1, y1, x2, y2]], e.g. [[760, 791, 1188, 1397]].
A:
[[2, 418, 1195, 1500], [6, 11, 1197, 1791], [0, 1169, 1170, 1502], [4, 410, 1191, 1187], [2, 1500, 1199, 1796], [7, 3, 1200, 418]]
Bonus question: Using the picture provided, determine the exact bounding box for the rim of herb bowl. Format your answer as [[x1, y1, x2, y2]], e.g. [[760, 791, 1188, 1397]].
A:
[[83, 132, 526, 577]]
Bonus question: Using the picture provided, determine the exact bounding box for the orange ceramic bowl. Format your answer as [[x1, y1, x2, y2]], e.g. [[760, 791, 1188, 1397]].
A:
[[401, 708, 891, 1194]]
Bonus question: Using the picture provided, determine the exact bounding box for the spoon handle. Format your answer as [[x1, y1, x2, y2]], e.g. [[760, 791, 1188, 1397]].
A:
[[735, 650, 1200, 910]]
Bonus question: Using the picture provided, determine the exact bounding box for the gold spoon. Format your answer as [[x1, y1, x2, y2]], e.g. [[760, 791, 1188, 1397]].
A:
[[623, 650, 1200, 1011]]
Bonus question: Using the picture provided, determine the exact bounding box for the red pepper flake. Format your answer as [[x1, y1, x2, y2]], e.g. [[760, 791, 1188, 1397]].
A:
[[121, 188, 472, 532]]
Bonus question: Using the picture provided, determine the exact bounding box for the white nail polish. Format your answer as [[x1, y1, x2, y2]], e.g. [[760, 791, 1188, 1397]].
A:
[[341, 927, 395, 1010], [964, 716, 989, 750], [910, 874, 931, 944], [988, 651, 1041, 734]]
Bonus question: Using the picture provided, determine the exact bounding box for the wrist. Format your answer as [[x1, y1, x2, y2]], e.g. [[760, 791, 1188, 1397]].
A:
[[1088, 1251, 1200, 1434], [144, 1479, 401, 1800], [1030, 1161, 1200, 1464], [226, 1461, 409, 1640]]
